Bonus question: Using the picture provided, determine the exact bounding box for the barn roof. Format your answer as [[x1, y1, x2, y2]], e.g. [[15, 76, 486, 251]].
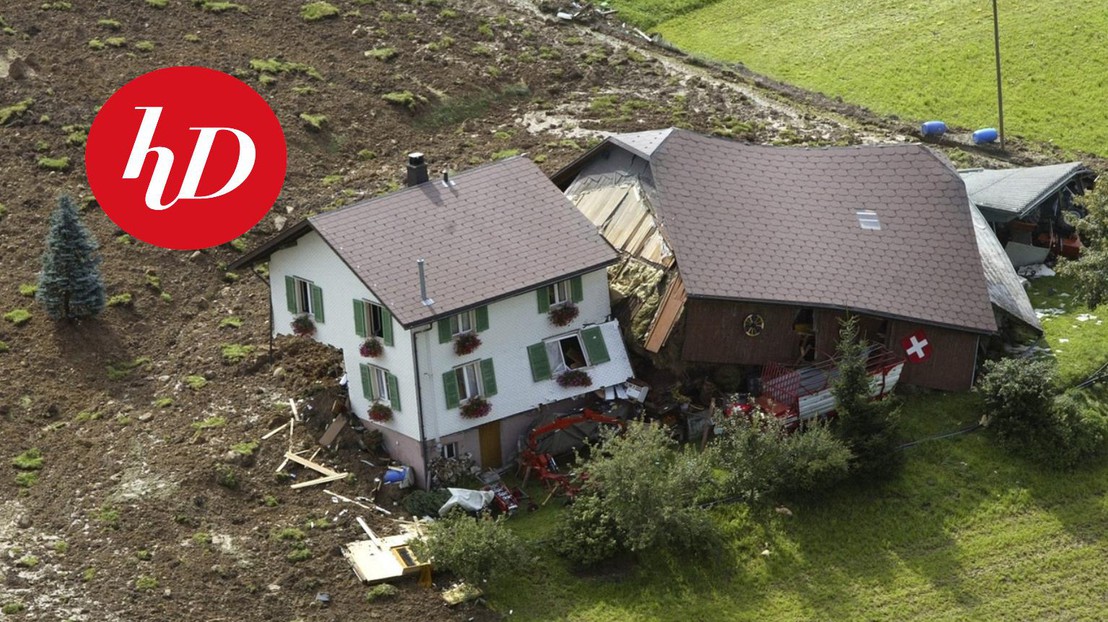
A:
[[570, 129, 998, 334], [233, 157, 617, 326]]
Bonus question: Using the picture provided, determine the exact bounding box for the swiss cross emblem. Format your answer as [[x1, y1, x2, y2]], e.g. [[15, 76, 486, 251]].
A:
[[901, 330, 932, 363]]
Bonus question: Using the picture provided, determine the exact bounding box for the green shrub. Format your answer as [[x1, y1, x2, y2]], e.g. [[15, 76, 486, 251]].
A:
[[15, 472, 38, 487], [402, 489, 451, 518], [5, 308, 32, 328], [134, 575, 158, 590], [192, 415, 226, 430], [194, 1, 247, 13], [37, 156, 70, 171], [88, 38, 106, 50], [299, 1, 338, 21], [0, 99, 33, 125], [231, 440, 258, 456], [272, 527, 306, 541], [0, 341, 9, 354], [214, 464, 239, 489], [365, 583, 400, 601], [298, 113, 328, 131], [221, 343, 254, 363], [154, 397, 173, 408], [97, 18, 121, 29], [107, 292, 133, 307], [54, 540, 68, 554], [12, 448, 43, 470], [491, 149, 520, 160], [219, 316, 243, 329], [364, 47, 396, 61], [552, 492, 624, 567], [18, 284, 37, 297], [146, 0, 168, 7], [135, 40, 155, 52], [185, 375, 207, 390], [411, 510, 529, 584], [381, 90, 425, 111], [97, 507, 121, 529], [15, 555, 38, 568], [977, 357, 1058, 448], [249, 58, 322, 80], [286, 547, 311, 562], [2, 602, 25, 615]]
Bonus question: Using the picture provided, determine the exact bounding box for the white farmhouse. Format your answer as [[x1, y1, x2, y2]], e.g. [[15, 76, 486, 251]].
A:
[[233, 155, 634, 486]]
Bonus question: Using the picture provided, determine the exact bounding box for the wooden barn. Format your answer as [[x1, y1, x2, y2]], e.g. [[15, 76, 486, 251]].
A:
[[553, 129, 1042, 393]]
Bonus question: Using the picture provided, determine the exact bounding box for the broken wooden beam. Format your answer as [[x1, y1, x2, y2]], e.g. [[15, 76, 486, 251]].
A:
[[261, 421, 290, 440], [283, 451, 339, 477], [290, 472, 349, 489]]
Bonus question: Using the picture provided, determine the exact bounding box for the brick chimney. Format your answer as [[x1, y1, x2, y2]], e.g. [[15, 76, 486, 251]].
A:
[[406, 152, 428, 187]]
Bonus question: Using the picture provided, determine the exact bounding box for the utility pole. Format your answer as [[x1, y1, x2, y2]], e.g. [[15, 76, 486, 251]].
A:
[[992, 0, 1005, 150]]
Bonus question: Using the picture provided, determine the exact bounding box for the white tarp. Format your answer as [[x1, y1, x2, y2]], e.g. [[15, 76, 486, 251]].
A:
[[438, 488, 494, 516]]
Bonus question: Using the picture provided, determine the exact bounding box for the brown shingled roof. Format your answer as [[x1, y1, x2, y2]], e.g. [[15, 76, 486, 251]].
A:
[[304, 157, 616, 326], [646, 130, 996, 334]]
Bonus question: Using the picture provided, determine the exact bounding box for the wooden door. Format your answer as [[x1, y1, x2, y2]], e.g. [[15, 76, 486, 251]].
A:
[[478, 420, 502, 468]]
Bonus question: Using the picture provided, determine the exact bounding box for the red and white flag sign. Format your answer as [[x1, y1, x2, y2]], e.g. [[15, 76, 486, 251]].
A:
[[901, 330, 932, 363]]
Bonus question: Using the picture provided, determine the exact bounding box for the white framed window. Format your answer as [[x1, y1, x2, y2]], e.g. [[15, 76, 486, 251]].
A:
[[547, 280, 571, 307], [454, 361, 482, 402], [856, 209, 881, 230], [364, 301, 386, 338], [360, 364, 399, 410], [545, 333, 589, 372], [439, 442, 460, 459], [285, 276, 325, 322], [449, 309, 476, 336]]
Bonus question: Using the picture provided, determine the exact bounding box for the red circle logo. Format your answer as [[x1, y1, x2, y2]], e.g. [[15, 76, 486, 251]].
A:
[[86, 66, 286, 250]]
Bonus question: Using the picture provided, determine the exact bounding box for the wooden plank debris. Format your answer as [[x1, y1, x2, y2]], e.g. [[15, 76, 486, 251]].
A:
[[318, 415, 346, 448], [261, 421, 290, 440], [283, 451, 339, 476], [290, 472, 349, 489]]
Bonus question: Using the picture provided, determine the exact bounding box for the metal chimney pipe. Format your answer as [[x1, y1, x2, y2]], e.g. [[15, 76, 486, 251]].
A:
[[417, 258, 433, 306]]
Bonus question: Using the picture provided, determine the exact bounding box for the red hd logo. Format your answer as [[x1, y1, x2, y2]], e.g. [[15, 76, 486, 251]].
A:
[[901, 330, 932, 364], [86, 66, 286, 250]]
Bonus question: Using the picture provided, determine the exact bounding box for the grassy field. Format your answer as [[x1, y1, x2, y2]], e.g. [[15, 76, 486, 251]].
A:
[[608, 0, 1108, 156], [491, 276, 1108, 620]]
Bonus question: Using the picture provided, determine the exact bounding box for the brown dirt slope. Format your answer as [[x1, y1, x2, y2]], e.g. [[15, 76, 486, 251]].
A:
[[0, 1, 1091, 620]]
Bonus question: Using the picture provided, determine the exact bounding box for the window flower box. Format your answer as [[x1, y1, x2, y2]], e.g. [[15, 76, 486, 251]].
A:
[[557, 369, 593, 388], [453, 332, 482, 356], [291, 313, 316, 336], [548, 302, 579, 327], [459, 395, 491, 419], [368, 402, 393, 422], [360, 337, 384, 358]]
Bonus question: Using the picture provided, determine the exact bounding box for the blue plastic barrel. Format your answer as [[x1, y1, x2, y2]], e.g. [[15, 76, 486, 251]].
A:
[[972, 128, 999, 144], [921, 121, 947, 137]]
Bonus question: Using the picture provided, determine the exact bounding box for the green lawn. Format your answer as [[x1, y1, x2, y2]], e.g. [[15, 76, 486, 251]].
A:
[[609, 0, 1108, 156], [492, 278, 1108, 620]]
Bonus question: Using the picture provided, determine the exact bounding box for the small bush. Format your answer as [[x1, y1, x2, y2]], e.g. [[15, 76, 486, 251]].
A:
[[381, 90, 425, 111], [220, 343, 255, 364], [134, 40, 155, 52], [14, 472, 38, 487], [15, 555, 39, 568], [0, 341, 8, 354], [88, 38, 106, 50], [214, 465, 239, 489], [107, 292, 133, 307], [154, 397, 173, 408], [18, 284, 37, 297], [403, 489, 451, 518], [135, 549, 152, 561], [2, 602, 25, 615], [12, 448, 43, 471], [263, 495, 279, 507], [97, 507, 121, 529], [4, 309, 32, 326], [978, 357, 1057, 445], [185, 375, 208, 390], [272, 527, 306, 541], [37, 155, 70, 171], [54, 540, 68, 554], [231, 440, 258, 456], [552, 493, 624, 566], [411, 510, 528, 584], [0, 99, 33, 125], [195, 1, 247, 13], [299, 113, 328, 132], [299, 1, 338, 21], [192, 532, 212, 545], [97, 18, 121, 29], [364, 47, 396, 61], [146, 0, 168, 7], [365, 583, 399, 602], [286, 547, 311, 562], [192, 415, 226, 431], [134, 575, 158, 590], [491, 148, 520, 161]]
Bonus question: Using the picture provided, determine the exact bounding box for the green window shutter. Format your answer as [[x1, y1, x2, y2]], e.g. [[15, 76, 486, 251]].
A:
[[581, 326, 611, 364], [475, 306, 489, 332], [443, 371, 460, 409], [310, 284, 325, 323], [527, 343, 552, 382], [381, 307, 394, 347], [570, 275, 584, 303], [480, 358, 498, 397], [360, 364, 373, 400], [438, 319, 452, 344], [387, 373, 401, 412], [285, 276, 297, 313], [536, 286, 550, 313], [353, 300, 367, 338]]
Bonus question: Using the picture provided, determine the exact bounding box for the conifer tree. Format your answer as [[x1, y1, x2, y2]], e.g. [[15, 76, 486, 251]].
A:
[[830, 314, 903, 479], [36, 195, 106, 320]]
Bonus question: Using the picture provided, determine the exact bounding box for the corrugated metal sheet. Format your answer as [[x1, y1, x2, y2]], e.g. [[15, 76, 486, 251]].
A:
[[969, 203, 1042, 332]]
